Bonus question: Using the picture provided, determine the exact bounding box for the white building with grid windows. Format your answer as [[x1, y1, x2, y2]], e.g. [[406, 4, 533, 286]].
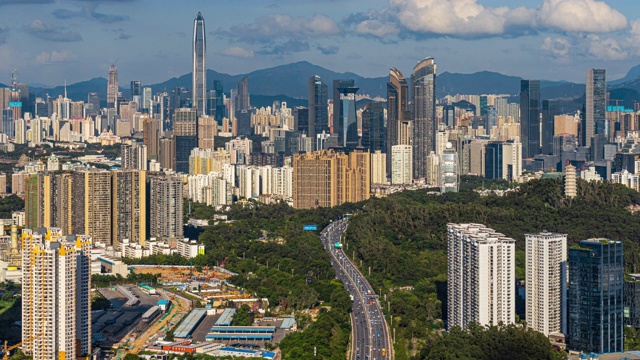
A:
[[447, 223, 515, 330]]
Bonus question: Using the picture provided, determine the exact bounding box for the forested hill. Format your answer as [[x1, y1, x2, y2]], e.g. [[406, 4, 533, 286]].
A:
[[344, 177, 640, 358]]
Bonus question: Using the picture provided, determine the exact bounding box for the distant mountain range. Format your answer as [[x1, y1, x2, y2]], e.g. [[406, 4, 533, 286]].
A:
[[17, 61, 640, 109]]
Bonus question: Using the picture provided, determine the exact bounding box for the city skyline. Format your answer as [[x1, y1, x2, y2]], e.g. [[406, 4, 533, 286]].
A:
[[0, 0, 639, 86]]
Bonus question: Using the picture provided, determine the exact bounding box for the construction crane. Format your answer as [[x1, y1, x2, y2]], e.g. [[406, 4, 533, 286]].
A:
[[3, 334, 41, 360], [219, 256, 229, 268]]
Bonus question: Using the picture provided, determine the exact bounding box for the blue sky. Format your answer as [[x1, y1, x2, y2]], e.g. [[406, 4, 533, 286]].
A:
[[0, 0, 639, 87]]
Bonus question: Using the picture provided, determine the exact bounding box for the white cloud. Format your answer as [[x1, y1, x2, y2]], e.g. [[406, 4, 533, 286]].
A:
[[631, 19, 640, 41], [351, 0, 627, 39], [227, 14, 339, 43], [222, 46, 254, 59], [388, 0, 526, 36], [35, 50, 76, 64], [538, 0, 627, 33], [585, 35, 628, 61], [541, 37, 571, 58], [355, 19, 399, 38]]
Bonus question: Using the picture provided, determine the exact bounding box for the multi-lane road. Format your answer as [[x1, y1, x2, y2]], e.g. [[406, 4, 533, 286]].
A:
[[321, 218, 392, 360]]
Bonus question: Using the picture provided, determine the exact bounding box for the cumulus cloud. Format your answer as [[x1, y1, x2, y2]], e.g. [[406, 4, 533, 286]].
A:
[[35, 50, 76, 64], [631, 19, 640, 42], [347, 0, 628, 40], [225, 14, 339, 43], [585, 35, 628, 61], [25, 20, 82, 42], [222, 46, 255, 58], [541, 37, 571, 58], [538, 0, 627, 33]]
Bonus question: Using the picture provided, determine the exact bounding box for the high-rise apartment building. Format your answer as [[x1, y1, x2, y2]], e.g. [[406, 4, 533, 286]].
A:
[[198, 115, 216, 149], [484, 140, 522, 182], [308, 75, 329, 141], [174, 108, 198, 173], [585, 69, 606, 145], [192, 12, 207, 115], [412, 57, 437, 179], [149, 173, 184, 240], [371, 150, 387, 185], [568, 239, 624, 353], [391, 145, 412, 185], [525, 232, 567, 337], [121, 142, 148, 170], [72, 169, 112, 245], [112, 170, 147, 248], [447, 223, 515, 330], [107, 64, 118, 108], [143, 115, 160, 160], [159, 137, 176, 171], [22, 228, 92, 360], [361, 101, 386, 153], [387, 68, 409, 175], [292, 149, 370, 209], [520, 80, 541, 159]]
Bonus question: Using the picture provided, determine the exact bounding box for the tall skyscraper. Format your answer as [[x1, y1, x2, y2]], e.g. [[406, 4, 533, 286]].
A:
[[107, 64, 118, 108], [207, 80, 224, 124], [333, 80, 359, 149], [568, 239, 624, 353], [237, 76, 250, 111], [387, 68, 409, 175], [192, 12, 207, 116], [174, 108, 198, 173], [584, 69, 606, 146], [361, 101, 386, 153], [22, 228, 92, 359], [411, 57, 437, 179], [149, 173, 184, 240], [308, 75, 329, 141], [525, 232, 567, 337], [520, 80, 541, 159], [447, 223, 515, 330], [542, 100, 559, 155]]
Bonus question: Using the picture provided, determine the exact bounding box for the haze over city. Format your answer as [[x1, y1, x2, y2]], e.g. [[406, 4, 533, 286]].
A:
[[0, 0, 639, 85]]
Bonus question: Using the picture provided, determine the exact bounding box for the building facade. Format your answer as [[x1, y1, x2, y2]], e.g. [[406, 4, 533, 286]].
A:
[[22, 228, 92, 360], [520, 80, 541, 159], [411, 57, 437, 179], [447, 223, 515, 330], [292, 149, 370, 209], [525, 232, 567, 337], [568, 239, 624, 353]]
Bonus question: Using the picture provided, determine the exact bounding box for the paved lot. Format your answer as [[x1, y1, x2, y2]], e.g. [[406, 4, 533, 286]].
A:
[[191, 314, 219, 342]]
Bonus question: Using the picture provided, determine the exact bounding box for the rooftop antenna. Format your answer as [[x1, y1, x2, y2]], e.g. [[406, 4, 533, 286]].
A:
[[64, 80, 67, 99], [11, 69, 17, 86]]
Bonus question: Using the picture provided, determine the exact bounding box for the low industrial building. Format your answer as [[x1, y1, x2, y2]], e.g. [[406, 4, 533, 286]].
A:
[[174, 309, 208, 339]]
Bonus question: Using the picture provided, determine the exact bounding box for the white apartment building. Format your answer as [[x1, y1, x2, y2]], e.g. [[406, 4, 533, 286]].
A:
[[391, 145, 412, 185], [177, 238, 205, 259], [447, 223, 515, 330], [612, 170, 640, 191], [525, 231, 567, 337], [370, 150, 387, 185], [22, 228, 92, 360]]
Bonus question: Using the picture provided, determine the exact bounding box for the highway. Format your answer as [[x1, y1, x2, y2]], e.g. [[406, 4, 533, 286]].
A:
[[321, 218, 392, 360]]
